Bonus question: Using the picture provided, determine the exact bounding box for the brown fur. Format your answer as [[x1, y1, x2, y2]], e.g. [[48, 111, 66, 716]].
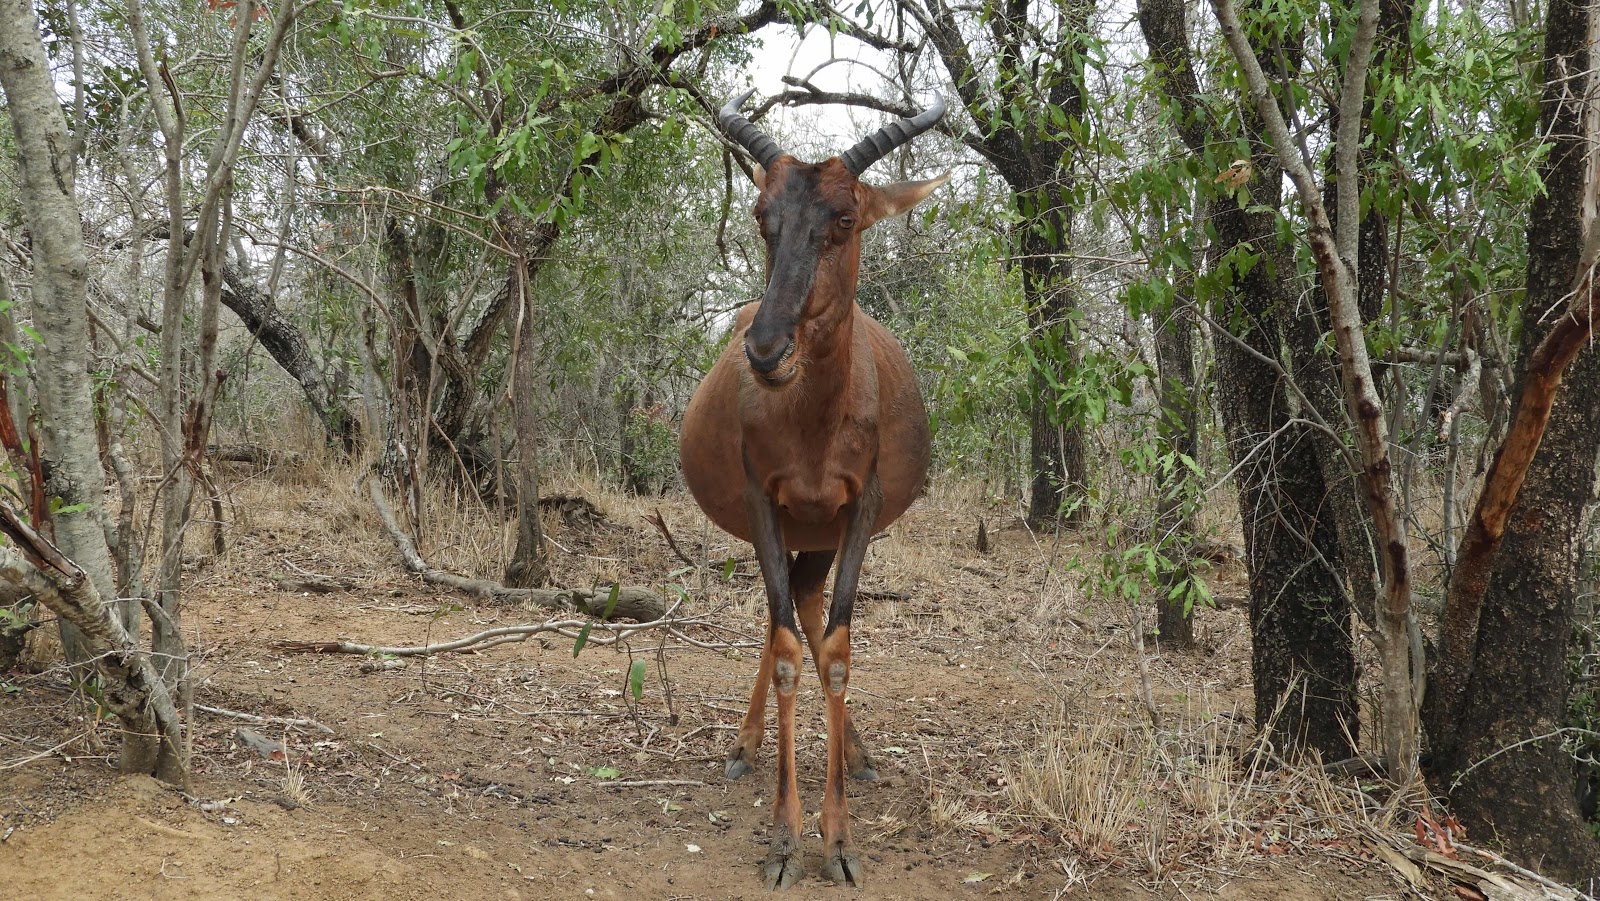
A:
[[679, 158, 940, 550]]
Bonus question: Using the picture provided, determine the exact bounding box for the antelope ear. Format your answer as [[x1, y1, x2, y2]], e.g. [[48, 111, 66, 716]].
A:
[[860, 171, 951, 228], [752, 163, 766, 190]]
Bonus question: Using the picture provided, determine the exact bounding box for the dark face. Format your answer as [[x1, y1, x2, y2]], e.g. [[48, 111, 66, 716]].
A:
[[743, 157, 864, 387]]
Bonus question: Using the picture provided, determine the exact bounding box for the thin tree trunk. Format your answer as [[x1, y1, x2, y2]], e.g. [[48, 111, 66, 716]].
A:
[[1152, 292, 1198, 648], [1021, 199, 1089, 529], [505, 261, 551, 589]]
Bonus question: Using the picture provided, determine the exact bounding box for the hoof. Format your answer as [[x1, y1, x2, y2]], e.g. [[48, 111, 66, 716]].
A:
[[822, 847, 863, 887], [761, 846, 805, 890], [724, 750, 755, 781], [849, 765, 879, 782]]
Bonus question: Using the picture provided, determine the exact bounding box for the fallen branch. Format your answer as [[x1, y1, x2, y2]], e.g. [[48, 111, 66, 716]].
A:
[[273, 607, 689, 657], [364, 476, 665, 621], [1455, 841, 1594, 901], [207, 444, 304, 467], [195, 703, 334, 734], [0, 729, 95, 771], [598, 779, 706, 788]]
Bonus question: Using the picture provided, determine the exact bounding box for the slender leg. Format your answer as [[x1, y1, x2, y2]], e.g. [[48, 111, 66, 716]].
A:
[[794, 550, 878, 781], [723, 612, 777, 780], [743, 466, 805, 891], [725, 550, 797, 781], [818, 476, 883, 886]]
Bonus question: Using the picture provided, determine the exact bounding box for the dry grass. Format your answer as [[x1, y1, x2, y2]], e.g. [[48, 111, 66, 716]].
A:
[[1005, 714, 1161, 856], [280, 742, 310, 808], [1001, 701, 1394, 877]]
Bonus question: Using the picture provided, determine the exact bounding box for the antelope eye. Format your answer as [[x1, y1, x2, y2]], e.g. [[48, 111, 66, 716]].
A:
[[837, 214, 856, 229]]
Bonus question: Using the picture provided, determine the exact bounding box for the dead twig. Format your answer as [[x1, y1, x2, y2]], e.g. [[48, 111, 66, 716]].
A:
[[269, 601, 734, 658]]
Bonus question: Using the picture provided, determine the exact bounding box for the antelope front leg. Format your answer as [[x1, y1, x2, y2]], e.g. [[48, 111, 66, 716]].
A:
[[817, 476, 884, 887], [743, 468, 805, 890], [795, 551, 878, 781]]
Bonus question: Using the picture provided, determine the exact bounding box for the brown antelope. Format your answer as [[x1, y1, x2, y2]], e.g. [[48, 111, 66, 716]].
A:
[[679, 91, 947, 889]]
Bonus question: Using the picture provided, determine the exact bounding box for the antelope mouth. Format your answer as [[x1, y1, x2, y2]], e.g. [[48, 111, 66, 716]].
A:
[[752, 343, 799, 387]]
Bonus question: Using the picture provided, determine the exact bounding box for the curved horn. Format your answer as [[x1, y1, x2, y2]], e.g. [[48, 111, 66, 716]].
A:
[[839, 94, 947, 176], [718, 89, 783, 171]]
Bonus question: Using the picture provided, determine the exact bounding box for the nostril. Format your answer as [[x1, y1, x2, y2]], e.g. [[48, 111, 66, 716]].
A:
[[744, 338, 794, 375]]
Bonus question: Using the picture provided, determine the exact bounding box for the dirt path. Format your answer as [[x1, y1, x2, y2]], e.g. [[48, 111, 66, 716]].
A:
[[1, 475, 1415, 899]]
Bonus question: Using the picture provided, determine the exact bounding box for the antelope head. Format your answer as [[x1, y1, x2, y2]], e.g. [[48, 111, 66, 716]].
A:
[[718, 91, 950, 387]]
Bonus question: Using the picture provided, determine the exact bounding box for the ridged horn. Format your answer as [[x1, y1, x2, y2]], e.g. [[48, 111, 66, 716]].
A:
[[717, 89, 783, 171], [839, 94, 947, 176]]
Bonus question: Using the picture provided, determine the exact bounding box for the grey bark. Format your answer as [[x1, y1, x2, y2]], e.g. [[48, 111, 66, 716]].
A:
[[0, 0, 180, 779], [0, 0, 122, 660], [504, 264, 551, 589]]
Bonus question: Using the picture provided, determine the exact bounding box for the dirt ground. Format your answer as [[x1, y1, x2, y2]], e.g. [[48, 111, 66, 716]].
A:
[[0, 466, 1452, 899]]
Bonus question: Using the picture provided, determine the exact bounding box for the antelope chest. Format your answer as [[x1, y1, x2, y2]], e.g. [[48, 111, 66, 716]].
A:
[[743, 414, 876, 526]]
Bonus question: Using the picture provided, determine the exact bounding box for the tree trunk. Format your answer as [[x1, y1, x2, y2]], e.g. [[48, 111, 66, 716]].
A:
[[219, 256, 358, 450], [914, 0, 1091, 530], [1138, 0, 1357, 756], [1213, 0, 1415, 781], [1152, 291, 1198, 648], [0, 0, 121, 654], [1438, 350, 1600, 885], [1212, 213, 1359, 760], [504, 263, 551, 589], [1021, 198, 1089, 529], [1422, 0, 1600, 878], [0, 0, 173, 777]]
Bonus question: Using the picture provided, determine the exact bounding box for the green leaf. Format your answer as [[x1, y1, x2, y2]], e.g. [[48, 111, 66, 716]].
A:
[[628, 659, 647, 701], [571, 622, 594, 657]]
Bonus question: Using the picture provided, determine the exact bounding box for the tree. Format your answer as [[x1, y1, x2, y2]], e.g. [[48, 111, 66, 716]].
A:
[[0, 0, 184, 783], [1422, 0, 1600, 876], [1138, 0, 1359, 757], [905, 0, 1093, 528]]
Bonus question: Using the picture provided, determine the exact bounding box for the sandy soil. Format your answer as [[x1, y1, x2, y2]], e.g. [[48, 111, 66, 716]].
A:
[[0, 469, 1428, 899]]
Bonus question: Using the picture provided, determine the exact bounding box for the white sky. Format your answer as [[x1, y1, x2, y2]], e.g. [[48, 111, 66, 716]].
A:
[[742, 25, 910, 158]]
